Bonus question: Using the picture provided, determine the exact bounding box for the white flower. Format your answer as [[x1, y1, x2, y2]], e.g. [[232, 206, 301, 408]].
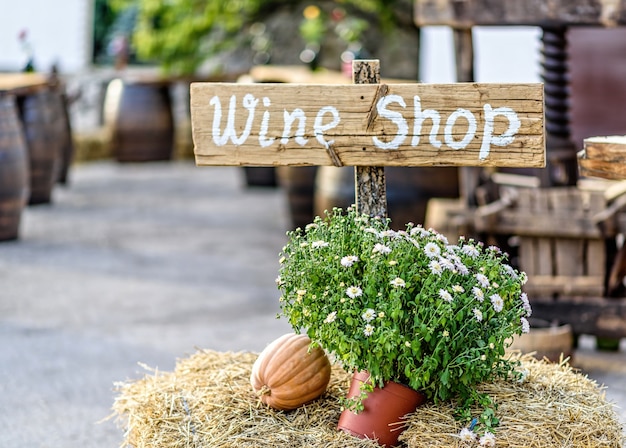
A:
[[300, 241, 308, 248], [373, 243, 392, 254], [275, 276, 283, 285], [439, 256, 456, 272], [297, 289, 307, 296], [304, 223, 318, 231], [410, 226, 430, 237], [429, 259, 443, 276], [364, 227, 379, 235], [379, 230, 397, 238], [521, 316, 530, 333], [363, 324, 375, 337], [490, 293, 504, 313], [455, 261, 470, 275], [442, 330, 449, 338], [517, 368, 529, 383], [362, 308, 376, 322], [435, 233, 449, 245], [502, 263, 519, 280], [439, 289, 453, 303], [346, 286, 362, 298], [473, 308, 483, 322], [472, 287, 484, 302], [424, 242, 441, 258], [452, 284, 465, 293], [459, 427, 476, 442], [312, 240, 329, 248], [520, 292, 532, 316], [390, 277, 406, 288], [461, 244, 479, 258], [475, 273, 490, 288], [341, 255, 359, 267], [324, 311, 337, 324], [479, 431, 496, 447]]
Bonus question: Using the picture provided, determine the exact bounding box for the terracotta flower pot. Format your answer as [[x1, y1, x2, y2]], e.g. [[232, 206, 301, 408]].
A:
[[337, 371, 426, 447]]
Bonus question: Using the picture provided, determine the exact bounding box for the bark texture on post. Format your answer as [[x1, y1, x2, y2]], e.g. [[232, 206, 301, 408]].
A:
[[352, 59, 387, 219]]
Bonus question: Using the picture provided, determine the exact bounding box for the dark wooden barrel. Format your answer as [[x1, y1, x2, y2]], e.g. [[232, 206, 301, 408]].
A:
[[18, 90, 62, 205], [104, 78, 174, 162], [315, 166, 460, 228], [0, 95, 29, 240], [277, 166, 318, 229], [55, 92, 74, 184]]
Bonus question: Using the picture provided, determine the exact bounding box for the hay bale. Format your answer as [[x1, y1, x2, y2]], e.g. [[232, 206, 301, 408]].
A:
[[111, 351, 624, 447]]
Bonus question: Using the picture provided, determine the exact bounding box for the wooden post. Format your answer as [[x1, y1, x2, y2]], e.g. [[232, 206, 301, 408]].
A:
[[352, 60, 387, 218]]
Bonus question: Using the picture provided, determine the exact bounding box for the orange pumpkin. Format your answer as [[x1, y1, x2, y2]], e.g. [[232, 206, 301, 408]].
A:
[[250, 333, 331, 410]]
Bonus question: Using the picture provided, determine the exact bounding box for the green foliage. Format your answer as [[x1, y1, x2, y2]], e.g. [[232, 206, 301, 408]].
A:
[[277, 207, 532, 435], [105, 0, 404, 75]]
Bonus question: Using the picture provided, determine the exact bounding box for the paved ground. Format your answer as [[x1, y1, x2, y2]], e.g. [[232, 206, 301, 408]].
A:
[[0, 161, 624, 447]]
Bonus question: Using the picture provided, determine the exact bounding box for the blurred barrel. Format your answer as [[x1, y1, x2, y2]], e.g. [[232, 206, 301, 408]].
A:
[[56, 92, 74, 184], [0, 95, 29, 240], [18, 90, 63, 204], [277, 166, 318, 229], [315, 166, 460, 228], [104, 78, 174, 162]]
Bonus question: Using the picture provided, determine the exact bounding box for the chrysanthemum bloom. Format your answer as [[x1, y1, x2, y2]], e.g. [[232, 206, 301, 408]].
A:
[[439, 289, 453, 303], [379, 230, 397, 238], [346, 286, 362, 298], [521, 316, 530, 333], [475, 273, 490, 288], [390, 277, 406, 288], [472, 286, 485, 302], [324, 311, 337, 324], [312, 240, 329, 248], [373, 243, 391, 254], [410, 226, 430, 237], [362, 308, 376, 322], [424, 242, 441, 258], [490, 293, 504, 312], [363, 324, 374, 337], [473, 308, 483, 322], [461, 244, 479, 258], [429, 259, 443, 275], [479, 431, 496, 447], [520, 292, 532, 316], [459, 427, 476, 442], [341, 255, 359, 267], [452, 284, 465, 293]]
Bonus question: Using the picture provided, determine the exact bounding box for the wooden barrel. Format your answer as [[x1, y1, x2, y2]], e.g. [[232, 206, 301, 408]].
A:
[[0, 95, 29, 240], [104, 78, 174, 162], [55, 92, 74, 184], [276, 166, 318, 229], [509, 319, 574, 363], [315, 166, 460, 228], [18, 90, 62, 205]]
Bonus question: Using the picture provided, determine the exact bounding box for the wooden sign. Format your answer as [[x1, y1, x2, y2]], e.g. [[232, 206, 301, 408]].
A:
[[191, 82, 545, 168]]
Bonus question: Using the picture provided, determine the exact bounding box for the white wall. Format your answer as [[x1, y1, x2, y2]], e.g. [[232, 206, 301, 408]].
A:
[[420, 26, 542, 83], [0, 0, 93, 73]]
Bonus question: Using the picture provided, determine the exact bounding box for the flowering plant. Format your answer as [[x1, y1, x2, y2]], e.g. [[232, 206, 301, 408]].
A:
[[276, 207, 531, 434]]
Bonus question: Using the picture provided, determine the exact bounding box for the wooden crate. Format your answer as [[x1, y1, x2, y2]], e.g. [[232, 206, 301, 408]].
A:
[[473, 183, 626, 298]]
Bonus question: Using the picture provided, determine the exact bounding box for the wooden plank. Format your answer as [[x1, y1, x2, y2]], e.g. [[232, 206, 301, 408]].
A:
[[414, 0, 626, 28], [352, 59, 387, 219], [582, 135, 626, 162], [191, 82, 545, 168], [0, 73, 48, 94], [551, 189, 585, 278], [525, 275, 605, 296], [531, 295, 626, 339], [578, 155, 626, 180]]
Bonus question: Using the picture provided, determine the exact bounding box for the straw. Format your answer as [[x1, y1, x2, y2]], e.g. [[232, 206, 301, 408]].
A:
[[111, 351, 624, 447]]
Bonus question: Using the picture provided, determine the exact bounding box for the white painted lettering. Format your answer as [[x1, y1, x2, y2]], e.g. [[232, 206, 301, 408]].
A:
[[372, 95, 408, 150], [480, 105, 521, 160], [444, 108, 477, 150], [259, 97, 275, 148], [209, 94, 258, 146], [411, 96, 442, 148], [314, 106, 340, 149], [281, 109, 308, 146]]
